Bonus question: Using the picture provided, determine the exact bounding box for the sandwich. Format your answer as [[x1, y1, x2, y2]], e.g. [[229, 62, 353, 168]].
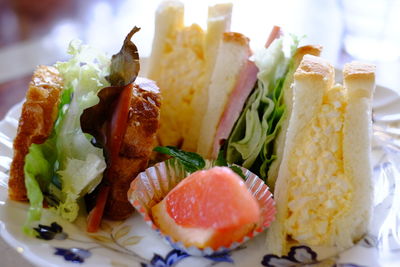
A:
[[199, 31, 322, 187], [147, 0, 232, 151], [147, 0, 321, 187], [147, 1, 375, 258], [8, 27, 161, 234], [265, 55, 375, 257], [8, 1, 376, 257]]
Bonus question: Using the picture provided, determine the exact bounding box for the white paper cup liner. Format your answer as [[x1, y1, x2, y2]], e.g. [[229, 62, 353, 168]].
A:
[[128, 159, 276, 256]]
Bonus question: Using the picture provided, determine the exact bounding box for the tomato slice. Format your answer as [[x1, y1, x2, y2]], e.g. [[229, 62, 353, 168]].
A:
[[86, 185, 110, 233], [107, 83, 133, 166], [86, 84, 132, 232]]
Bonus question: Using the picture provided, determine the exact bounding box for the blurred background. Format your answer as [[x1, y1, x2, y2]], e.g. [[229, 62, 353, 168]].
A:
[[1, 0, 400, 120]]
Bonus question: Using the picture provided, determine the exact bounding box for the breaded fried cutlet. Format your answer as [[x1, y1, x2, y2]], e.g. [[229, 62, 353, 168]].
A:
[[8, 65, 63, 201], [104, 82, 161, 220]]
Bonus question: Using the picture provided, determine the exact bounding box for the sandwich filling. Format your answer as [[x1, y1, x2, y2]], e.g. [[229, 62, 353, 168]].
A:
[[226, 36, 299, 180], [285, 84, 353, 246], [23, 41, 109, 234], [153, 24, 207, 149], [147, 2, 232, 151]]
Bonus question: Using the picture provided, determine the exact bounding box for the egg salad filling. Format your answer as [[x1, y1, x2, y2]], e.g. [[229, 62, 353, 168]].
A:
[[285, 85, 353, 246], [156, 24, 207, 149]]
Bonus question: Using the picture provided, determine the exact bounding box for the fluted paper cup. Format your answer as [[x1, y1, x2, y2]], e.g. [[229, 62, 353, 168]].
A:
[[127, 158, 276, 256]]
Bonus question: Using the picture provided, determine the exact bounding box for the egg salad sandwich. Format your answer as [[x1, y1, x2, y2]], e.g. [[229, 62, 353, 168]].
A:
[[147, 0, 233, 152], [265, 55, 375, 258], [8, 28, 161, 234]]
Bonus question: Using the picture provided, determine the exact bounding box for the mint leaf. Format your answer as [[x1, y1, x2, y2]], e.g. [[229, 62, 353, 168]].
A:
[[154, 146, 205, 173], [216, 150, 246, 180], [215, 150, 228, 166], [154, 146, 246, 179]]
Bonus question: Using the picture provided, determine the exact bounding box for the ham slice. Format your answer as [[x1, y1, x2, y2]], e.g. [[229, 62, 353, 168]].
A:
[[264, 25, 282, 48], [197, 27, 282, 159], [211, 58, 258, 159], [197, 32, 256, 158]]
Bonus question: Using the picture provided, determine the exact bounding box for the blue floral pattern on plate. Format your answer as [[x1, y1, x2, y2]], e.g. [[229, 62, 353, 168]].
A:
[[262, 246, 317, 267], [262, 245, 366, 267], [204, 251, 234, 263], [36, 222, 237, 266], [142, 249, 236, 267], [141, 249, 189, 267], [54, 247, 92, 264]]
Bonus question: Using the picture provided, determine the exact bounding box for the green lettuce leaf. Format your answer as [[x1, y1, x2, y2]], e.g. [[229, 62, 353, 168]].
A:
[[226, 36, 299, 181], [23, 142, 56, 235], [24, 40, 109, 232], [53, 40, 109, 221]]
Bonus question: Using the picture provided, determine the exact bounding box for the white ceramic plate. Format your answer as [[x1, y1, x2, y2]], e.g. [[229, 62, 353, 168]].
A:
[[1, 85, 400, 267]]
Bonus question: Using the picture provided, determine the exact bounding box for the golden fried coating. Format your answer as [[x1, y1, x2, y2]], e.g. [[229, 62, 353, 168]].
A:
[[104, 82, 161, 220], [8, 65, 63, 201]]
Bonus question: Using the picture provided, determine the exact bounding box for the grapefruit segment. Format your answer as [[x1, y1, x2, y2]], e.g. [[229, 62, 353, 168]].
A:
[[151, 166, 261, 249]]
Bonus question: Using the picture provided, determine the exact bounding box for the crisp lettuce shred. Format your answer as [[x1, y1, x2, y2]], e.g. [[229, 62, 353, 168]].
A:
[[23, 40, 109, 234], [226, 36, 299, 181]]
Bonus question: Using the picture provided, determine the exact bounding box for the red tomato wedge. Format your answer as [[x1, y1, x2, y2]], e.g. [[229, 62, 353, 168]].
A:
[[87, 185, 110, 233], [107, 83, 133, 166], [165, 167, 260, 230]]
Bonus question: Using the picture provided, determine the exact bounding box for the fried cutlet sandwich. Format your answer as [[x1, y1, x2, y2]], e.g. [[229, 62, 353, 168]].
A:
[[8, 28, 161, 234]]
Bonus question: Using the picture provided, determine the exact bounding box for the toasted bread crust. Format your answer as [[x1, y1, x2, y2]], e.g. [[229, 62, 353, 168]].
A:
[[8, 65, 63, 201], [293, 45, 322, 66], [222, 32, 250, 46], [343, 61, 375, 79], [294, 54, 334, 79], [343, 62, 376, 98], [104, 80, 161, 220]]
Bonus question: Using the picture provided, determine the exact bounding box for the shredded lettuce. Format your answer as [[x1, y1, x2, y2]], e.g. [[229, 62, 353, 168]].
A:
[[23, 40, 109, 233], [226, 36, 299, 181], [54, 40, 109, 221]]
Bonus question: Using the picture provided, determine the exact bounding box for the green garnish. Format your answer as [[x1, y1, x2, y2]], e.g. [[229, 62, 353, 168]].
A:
[[215, 150, 228, 166], [229, 165, 246, 180], [154, 146, 205, 173], [154, 146, 246, 179]]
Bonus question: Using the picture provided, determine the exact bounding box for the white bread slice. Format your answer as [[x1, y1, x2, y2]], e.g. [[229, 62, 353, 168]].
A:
[[338, 62, 375, 245], [267, 45, 322, 190], [147, 1, 232, 151], [147, 0, 184, 80], [197, 33, 256, 158], [265, 55, 375, 259], [183, 3, 232, 151], [266, 55, 334, 256]]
